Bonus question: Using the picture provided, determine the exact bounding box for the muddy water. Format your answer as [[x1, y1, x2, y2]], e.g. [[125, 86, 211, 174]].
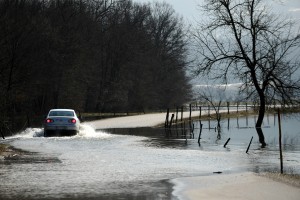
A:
[[0, 114, 299, 199]]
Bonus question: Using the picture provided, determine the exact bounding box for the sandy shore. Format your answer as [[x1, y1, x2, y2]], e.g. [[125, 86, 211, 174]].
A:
[[172, 172, 300, 200]]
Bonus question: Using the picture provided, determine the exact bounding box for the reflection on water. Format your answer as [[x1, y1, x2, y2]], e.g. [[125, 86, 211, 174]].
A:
[[107, 113, 300, 151], [105, 113, 300, 175], [0, 113, 300, 199]]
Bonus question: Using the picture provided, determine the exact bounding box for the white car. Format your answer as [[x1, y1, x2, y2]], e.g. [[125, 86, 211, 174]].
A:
[[44, 109, 80, 137]]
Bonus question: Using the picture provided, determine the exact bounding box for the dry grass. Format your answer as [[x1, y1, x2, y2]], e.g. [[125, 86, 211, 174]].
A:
[[262, 173, 300, 188], [0, 144, 8, 155]]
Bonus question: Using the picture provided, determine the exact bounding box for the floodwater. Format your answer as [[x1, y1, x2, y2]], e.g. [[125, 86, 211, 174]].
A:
[[0, 113, 300, 200]]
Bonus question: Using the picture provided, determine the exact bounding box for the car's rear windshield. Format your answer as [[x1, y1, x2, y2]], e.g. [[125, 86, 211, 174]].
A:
[[49, 111, 74, 117]]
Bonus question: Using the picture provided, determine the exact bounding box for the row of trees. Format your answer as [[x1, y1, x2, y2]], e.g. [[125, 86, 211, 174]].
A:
[[0, 0, 192, 133]]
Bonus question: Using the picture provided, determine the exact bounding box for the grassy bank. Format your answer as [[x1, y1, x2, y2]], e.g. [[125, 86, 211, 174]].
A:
[[0, 143, 27, 158], [0, 144, 8, 154], [0, 143, 16, 157]]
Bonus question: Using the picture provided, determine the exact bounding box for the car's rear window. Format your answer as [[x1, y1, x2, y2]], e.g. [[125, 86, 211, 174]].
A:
[[49, 111, 74, 117]]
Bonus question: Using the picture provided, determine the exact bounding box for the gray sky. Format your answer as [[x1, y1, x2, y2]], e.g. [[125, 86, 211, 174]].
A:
[[134, 0, 300, 85], [134, 0, 300, 25]]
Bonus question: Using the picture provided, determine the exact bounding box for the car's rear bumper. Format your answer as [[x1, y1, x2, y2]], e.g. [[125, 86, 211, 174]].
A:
[[44, 125, 79, 131], [44, 125, 79, 137], [44, 129, 78, 137]]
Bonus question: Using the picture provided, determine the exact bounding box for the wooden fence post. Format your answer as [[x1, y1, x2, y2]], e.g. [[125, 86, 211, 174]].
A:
[[224, 138, 231, 148], [278, 109, 283, 174], [169, 114, 174, 129], [165, 108, 169, 128], [198, 123, 203, 144], [183, 121, 186, 140], [189, 104, 192, 121], [181, 106, 183, 121], [246, 136, 253, 153], [199, 106, 202, 119], [227, 102, 230, 114], [175, 106, 178, 124]]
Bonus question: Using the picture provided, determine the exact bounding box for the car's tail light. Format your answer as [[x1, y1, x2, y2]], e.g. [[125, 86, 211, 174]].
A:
[[45, 118, 53, 123], [69, 119, 76, 124]]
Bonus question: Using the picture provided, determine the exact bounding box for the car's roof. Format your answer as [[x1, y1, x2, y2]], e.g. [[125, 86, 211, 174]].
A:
[[49, 109, 75, 112]]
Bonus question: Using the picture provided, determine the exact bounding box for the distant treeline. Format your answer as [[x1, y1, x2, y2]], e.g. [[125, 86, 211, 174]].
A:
[[0, 0, 192, 133]]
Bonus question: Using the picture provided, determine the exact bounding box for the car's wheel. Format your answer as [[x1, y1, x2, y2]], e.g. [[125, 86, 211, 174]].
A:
[[69, 130, 77, 136], [44, 130, 48, 137], [44, 130, 54, 137]]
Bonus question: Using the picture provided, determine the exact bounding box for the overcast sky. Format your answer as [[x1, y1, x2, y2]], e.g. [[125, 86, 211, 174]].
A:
[[133, 0, 300, 85], [133, 0, 300, 26]]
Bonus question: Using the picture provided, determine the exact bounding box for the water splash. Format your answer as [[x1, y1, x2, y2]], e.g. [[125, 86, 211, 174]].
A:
[[9, 124, 111, 139], [76, 124, 112, 139], [12, 128, 44, 138]]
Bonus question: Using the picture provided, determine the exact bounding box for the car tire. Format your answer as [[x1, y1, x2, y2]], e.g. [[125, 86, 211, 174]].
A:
[[44, 130, 53, 137], [44, 130, 48, 137]]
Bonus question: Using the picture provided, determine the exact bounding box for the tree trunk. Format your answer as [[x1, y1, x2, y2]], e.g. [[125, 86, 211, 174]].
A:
[[256, 127, 266, 147], [256, 91, 267, 147], [256, 95, 265, 128]]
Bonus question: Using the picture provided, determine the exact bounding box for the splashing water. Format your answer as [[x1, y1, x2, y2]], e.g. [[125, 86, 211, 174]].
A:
[[8, 123, 111, 139], [76, 124, 111, 139], [10, 128, 44, 138]]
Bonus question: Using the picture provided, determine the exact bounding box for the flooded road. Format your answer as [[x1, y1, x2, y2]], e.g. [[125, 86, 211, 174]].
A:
[[1, 113, 300, 199]]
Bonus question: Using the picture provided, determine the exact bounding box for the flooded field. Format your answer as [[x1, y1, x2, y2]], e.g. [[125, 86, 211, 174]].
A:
[[0, 113, 300, 199]]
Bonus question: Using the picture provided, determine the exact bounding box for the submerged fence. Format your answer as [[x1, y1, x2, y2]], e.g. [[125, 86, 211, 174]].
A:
[[163, 102, 297, 140], [166, 101, 300, 122]]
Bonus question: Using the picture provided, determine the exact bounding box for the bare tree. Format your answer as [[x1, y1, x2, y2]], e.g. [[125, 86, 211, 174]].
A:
[[196, 84, 230, 131], [192, 0, 300, 147]]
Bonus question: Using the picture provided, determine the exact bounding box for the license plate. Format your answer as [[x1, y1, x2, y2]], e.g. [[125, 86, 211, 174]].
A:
[[56, 126, 67, 130]]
